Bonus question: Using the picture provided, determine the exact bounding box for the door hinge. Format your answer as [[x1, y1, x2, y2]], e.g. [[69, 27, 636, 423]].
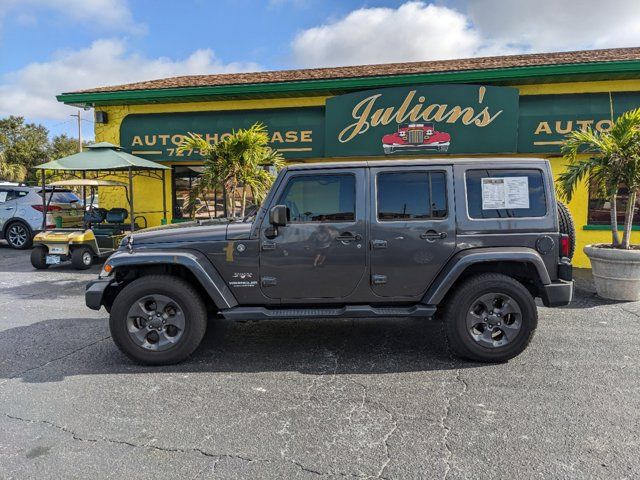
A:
[[261, 276, 277, 287], [371, 274, 387, 285]]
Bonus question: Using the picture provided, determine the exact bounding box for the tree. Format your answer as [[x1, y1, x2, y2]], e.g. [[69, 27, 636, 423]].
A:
[[0, 116, 49, 177], [49, 134, 87, 160], [179, 123, 284, 218], [0, 150, 26, 182], [558, 108, 640, 249]]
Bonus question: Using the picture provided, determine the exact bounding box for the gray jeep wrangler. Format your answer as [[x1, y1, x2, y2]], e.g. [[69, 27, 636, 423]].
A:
[[86, 158, 574, 365]]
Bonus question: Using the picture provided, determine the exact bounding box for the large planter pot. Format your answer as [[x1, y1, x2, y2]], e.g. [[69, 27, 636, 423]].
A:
[[584, 244, 640, 301]]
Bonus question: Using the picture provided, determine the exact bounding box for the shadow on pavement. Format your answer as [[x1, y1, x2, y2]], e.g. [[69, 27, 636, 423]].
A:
[[0, 315, 482, 384]]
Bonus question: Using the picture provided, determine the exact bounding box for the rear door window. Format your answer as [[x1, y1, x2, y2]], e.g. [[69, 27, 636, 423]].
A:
[[377, 171, 447, 220], [466, 169, 547, 219]]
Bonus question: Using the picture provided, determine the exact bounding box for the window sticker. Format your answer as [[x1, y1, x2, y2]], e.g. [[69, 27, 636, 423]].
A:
[[0, 191, 7, 203], [481, 177, 530, 210], [504, 177, 530, 209], [481, 178, 506, 209]]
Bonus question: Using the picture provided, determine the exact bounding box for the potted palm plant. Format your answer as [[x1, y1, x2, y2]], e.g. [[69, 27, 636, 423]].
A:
[[558, 108, 640, 300]]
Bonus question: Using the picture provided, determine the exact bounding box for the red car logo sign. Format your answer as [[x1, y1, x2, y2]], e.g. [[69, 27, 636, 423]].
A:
[[382, 123, 451, 154]]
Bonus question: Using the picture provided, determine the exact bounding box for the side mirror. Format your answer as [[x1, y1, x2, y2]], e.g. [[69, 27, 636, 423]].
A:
[[269, 204, 289, 227]]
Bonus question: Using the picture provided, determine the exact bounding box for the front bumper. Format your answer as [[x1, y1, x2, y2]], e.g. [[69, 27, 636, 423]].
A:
[[85, 278, 114, 310], [540, 280, 574, 307]]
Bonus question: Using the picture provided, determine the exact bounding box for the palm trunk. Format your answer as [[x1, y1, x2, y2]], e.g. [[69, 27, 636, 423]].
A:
[[621, 190, 637, 249], [222, 188, 228, 218], [241, 187, 247, 217], [610, 193, 620, 247], [230, 181, 238, 218]]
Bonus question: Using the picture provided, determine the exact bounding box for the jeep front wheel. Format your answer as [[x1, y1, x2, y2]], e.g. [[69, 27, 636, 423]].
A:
[[109, 275, 207, 365], [443, 273, 538, 362]]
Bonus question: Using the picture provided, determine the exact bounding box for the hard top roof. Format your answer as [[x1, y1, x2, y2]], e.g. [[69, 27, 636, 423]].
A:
[[285, 157, 549, 171]]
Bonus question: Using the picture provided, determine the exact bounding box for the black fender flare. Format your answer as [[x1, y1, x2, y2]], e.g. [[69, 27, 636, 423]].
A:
[[422, 247, 551, 305], [105, 249, 238, 309]]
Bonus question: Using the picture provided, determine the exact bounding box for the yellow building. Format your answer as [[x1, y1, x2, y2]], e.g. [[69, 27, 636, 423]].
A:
[[57, 47, 640, 268]]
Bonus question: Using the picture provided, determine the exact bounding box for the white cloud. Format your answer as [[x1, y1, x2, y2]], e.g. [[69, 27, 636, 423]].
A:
[[292, 0, 640, 67], [467, 0, 640, 52], [0, 39, 261, 121], [0, 0, 144, 34], [292, 2, 481, 67]]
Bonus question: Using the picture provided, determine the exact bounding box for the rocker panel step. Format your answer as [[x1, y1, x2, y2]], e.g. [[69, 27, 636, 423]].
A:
[[221, 304, 436, 321]]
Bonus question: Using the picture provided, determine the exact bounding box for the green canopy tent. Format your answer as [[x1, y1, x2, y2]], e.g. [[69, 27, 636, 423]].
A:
[[35, 142, 170, 232]]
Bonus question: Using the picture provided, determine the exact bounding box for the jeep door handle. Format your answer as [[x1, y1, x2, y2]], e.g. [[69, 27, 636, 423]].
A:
[[420, 230, 447, 240], [336, 232, 362, 242]]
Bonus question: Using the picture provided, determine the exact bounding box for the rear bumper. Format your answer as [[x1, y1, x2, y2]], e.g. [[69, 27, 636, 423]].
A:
[[85, 278, 114, 310], [540, 280, 574, 307]]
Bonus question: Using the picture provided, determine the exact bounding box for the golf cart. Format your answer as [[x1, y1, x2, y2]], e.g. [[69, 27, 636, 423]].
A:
[[32, 179, 137, 269], [30, 142, 169, 270]]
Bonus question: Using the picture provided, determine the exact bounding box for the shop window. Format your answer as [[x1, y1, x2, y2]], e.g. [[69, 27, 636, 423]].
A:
[[172, 166, 224, 219], [465, 169, 547, 219], [587, 183, 640, 225], [278, 174, 355, 222], [376, 171, 447, 220]]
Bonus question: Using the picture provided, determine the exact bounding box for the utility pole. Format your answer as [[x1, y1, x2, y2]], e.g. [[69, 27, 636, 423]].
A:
[[70, 110, 82, 152]]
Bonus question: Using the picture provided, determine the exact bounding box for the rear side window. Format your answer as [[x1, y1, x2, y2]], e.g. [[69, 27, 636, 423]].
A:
[[0, 189, 26, 202], [466, 169, 546, 219], [278, 174, 355, 222], [38, 191, 81, 204], [377, 171, 447, 221]]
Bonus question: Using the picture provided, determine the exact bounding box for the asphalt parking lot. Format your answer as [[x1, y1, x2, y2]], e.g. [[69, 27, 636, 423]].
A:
[[0, 243, 639, 479]]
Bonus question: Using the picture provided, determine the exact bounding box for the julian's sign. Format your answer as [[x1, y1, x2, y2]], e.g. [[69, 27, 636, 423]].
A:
[[325, 85, 519, 157]]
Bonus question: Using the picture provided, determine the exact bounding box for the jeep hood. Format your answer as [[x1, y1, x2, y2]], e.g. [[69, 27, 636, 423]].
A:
[[129, 219, 252, 245]]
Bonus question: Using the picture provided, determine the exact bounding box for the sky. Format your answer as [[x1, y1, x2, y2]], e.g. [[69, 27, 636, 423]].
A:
[[0, 0, 639, 140]]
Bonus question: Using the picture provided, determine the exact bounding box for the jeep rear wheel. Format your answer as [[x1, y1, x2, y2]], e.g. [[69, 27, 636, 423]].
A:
[[109, 275, 207, 365], [557, 201, 576, 259], [443, 273, 537, 362]]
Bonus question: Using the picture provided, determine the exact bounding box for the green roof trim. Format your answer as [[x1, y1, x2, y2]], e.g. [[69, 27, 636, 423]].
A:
[[57, 60, 640, 107]]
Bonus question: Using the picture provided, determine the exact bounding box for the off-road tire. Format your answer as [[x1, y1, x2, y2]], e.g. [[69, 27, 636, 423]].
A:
[[71, 246, 93, 270], [557, 201, 575, 259], [30, 245, 49, 269], [109, 275, 207, 365], [5, 220, 32, 249], [443, 273, 538, 363]]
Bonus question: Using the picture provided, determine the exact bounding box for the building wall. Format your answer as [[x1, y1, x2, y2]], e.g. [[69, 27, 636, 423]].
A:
[[93, 79, 640, 268]]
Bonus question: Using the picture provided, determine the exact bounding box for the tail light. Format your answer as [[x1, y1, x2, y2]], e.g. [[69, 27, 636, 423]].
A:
[[32, 205, 61, 212], [560, 234, 570, 258]]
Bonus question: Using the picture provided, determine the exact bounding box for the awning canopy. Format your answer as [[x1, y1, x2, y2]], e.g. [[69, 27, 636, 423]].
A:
[[48, 179, 128, 187], [35, 142, 170, 171]]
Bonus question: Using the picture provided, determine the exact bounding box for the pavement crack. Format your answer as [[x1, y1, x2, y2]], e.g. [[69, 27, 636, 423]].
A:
[[5, 412, 351, 477], [4, 412, 257, 462], [0, 335, 111, 387], [441, 368, 469, 480]]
